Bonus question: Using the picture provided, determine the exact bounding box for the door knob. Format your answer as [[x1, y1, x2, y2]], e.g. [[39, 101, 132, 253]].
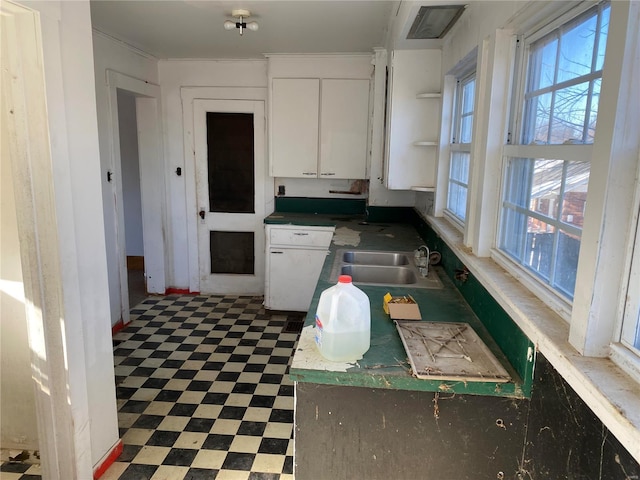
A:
[[199, 210, 205, 220]]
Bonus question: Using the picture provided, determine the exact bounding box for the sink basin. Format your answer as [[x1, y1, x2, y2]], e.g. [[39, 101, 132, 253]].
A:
[[343, 251, 410, 266], [340, 265, 417, 285], [330, 249, 443, 289]]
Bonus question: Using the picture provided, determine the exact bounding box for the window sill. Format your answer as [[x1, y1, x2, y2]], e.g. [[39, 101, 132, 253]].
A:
[[427, 214, 640, 464]]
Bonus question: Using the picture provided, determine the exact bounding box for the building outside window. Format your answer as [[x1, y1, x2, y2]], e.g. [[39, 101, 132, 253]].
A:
[[499, 2, 610, 300]]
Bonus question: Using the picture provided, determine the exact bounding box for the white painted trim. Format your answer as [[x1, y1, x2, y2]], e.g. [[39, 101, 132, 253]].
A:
[[569, 1, 640, 356], [503, 144, 594, 163], [104, 70, 167, 324], [427, 214, 640, 465], [490, 248, 573, 322], [465, 29, 516, 256], [609, 344, 640, 386], [434, 75, 456, 217], [1, 3, 92, 477], [180, 87, 270, 294], [92, 28, 158, 61]]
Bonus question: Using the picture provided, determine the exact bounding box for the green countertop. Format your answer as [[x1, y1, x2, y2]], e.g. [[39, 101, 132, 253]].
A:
[[266, 212, 526, 398]]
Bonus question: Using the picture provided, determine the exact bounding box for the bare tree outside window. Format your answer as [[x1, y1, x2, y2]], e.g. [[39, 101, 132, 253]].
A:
[[500, 3, 610, 300]]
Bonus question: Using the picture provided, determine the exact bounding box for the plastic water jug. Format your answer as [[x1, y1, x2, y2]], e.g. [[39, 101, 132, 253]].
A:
[[314, 275, 371, 362]]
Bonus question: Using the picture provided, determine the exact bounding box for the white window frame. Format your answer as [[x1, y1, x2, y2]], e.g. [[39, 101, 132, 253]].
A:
[[621, 215, 640, 352], [445, 72, 476, 228], [436, 47, 478, 232], [430, 0, 640, 463], [494, 2, 610, 318]]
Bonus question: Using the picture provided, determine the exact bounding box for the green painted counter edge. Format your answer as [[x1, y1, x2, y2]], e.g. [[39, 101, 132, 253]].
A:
[[274, 197, 366, 215], [289, 370, 526, 397], [411, 211, 535, 398]]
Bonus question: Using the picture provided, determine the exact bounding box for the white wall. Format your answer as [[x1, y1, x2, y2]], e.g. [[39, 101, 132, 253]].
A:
[[1, 116, 38, 451], [441, 1, 524, 74], [158, 59, 268, 289], [117, 90, 144, 256], [92, 31, 159, 323]]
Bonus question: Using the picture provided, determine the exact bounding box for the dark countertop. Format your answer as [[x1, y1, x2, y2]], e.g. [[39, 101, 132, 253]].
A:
[[266, 212, 525, 397]]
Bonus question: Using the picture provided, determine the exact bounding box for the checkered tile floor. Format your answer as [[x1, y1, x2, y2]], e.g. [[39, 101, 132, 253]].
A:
[[1, 295, 301, 480]]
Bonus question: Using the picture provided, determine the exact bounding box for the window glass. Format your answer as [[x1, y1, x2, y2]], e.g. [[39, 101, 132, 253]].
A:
[[446, 73, 475, 223], [522, 4, 610, 145], [448, 152, 470, 220], [500, 3, 608, 300]]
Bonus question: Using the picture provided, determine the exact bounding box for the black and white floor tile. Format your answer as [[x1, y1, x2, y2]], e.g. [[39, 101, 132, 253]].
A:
[[1, 295, 301, 480]]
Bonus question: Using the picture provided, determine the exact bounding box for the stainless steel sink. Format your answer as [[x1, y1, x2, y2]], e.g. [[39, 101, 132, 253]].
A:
[[342, 251, 410, 266], [340, 264, 417, 284], [330, 249, 443, 289]]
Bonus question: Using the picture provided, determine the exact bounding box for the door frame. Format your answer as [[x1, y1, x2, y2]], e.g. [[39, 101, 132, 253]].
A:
[[181, 87, 272, 294], [106, 70, 166, 323]]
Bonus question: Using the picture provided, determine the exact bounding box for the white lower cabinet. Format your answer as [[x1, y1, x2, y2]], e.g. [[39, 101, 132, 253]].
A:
[[265, 224, 334, 311]]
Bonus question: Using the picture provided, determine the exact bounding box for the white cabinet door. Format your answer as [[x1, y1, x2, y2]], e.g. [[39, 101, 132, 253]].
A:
[[270, 78, 319, 178], [385, 50, 442, 190], [267, 248, 328, 312], [320, 79, 370, 179]]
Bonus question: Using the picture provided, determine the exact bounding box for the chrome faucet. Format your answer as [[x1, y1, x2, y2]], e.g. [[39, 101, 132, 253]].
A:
[[415, 245, 430, 277]]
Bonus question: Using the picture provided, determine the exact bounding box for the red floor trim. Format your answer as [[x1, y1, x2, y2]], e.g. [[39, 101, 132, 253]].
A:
[[111, 319, 125, 335], [165, 288, 200, 295], [93, 439, 122, 479]]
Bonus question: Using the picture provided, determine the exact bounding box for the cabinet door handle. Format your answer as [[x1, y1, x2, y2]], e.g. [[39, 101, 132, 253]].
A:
[[303, 172, 317, 176], [321, 172, 336, 176], [271, 251, 284, 254], [293, 232, 309, 236]]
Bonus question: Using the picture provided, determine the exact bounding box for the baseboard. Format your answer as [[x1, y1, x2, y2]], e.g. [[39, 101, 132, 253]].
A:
[[93, 439, 122, 479], [111, 319, 127, 335], [165, 287, 200, 295]]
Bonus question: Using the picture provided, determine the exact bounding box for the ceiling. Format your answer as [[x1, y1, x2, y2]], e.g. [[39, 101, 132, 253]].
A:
[[90, 1, 397, 59]]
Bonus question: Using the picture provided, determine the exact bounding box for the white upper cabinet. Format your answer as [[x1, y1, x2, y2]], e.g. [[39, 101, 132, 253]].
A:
[[319, 79, 370, 179], [268, 55, 373, 180], [271, 78, 320, 178], [384, 49, 442, 190]]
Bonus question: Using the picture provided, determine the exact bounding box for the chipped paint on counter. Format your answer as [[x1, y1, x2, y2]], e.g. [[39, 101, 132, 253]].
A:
[[333, 227, 361, 246], [291, 325, 355, 373]]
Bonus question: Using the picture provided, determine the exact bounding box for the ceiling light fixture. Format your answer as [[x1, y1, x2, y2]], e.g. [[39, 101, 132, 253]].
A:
[[223, 9, 258, 36]]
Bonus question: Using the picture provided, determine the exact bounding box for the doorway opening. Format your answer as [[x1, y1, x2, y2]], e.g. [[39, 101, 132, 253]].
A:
[[116, 89, 146, 308]]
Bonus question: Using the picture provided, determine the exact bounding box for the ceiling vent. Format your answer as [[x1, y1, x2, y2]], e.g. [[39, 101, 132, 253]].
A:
[[407, 5, 467, 39]]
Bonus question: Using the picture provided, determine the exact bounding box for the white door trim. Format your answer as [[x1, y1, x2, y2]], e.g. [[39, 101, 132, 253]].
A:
[[1, 2, 92, 477], [105, 69, 166, 323], [181, 87, 272, 294]]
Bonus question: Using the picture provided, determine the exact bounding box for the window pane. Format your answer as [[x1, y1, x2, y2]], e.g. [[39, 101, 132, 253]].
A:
[[554, 230, 581, 297], [447, 182, 468, 220], [460, 115, 473, 143], [503, 157, 531, 207], [524, 219, 555, 281], [596, 6, 610, 71], [524, 92, 552, 144], [557, 14, 596, 84], [549, 82, 589, 144], [632, 310, 640, 350], [561, 161, 590, 228], [500, 207, 526, 260], [207, 112, 255, 213], [462, 80, 475, 114], [450, 152, 470, 183], [531, 159, 563, 219], [528, 37, 558, 91]]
